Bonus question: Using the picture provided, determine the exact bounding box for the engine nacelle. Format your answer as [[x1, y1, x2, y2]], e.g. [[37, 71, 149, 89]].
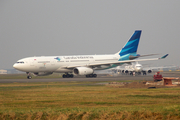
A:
[[125, 70, 129, 74], [122, 70, 129, 74], [73, 67, 94, 75], [33, 72, 53, 76], [147, 70, 152, 73]]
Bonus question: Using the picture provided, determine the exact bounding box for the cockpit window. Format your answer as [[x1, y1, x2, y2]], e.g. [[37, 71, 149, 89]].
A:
[[16, 61, 24, 64]]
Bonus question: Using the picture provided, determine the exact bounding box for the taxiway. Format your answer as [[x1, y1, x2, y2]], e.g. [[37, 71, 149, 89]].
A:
[[0, 75, 153, 83]]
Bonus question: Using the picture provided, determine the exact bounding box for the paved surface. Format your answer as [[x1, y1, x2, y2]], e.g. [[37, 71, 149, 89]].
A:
[[0, 72, 179, 83], [0, 75, 154, 83]]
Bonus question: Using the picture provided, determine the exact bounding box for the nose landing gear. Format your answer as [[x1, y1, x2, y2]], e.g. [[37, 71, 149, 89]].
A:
[[27, 76, 32, 79], [26, 72, 32, 79], [143, 71, 147, 75]]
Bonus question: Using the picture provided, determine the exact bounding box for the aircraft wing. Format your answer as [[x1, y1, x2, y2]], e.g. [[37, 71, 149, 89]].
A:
[[64, 54, 168, 69]]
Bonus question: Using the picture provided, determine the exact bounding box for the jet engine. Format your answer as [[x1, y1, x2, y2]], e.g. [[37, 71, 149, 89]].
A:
[[125, 70, 129, 74], [33, 72, 53, 76], [121, 70, 129, 74], [147, 70, 152, 73], [73, 67, 94, 75]]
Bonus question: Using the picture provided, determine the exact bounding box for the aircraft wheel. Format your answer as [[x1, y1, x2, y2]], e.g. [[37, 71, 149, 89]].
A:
[[142, 71, 146, 75], [67, 74, 70, 78], [93, 74, 97, 78], [63, 74, 74, 78], [70, 74, 74, 78], [89, 74, 93, 77], [86, 75, 89, 78], [27, 76, 32, 79], [62, 74, 66, 78], [130, 72, 133, 75]]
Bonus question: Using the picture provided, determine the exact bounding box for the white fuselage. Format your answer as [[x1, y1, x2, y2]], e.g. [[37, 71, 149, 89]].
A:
[[134, 63, 143, 72], [124, 63, 143, 72], [12, 30, 167, 78], [13, 54, 120, 73]]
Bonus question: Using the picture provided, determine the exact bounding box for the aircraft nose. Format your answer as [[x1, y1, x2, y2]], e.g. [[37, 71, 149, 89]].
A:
[[13, 64, 22, 70], [137, 67, 142, 71], [13, 64, 18, 69]]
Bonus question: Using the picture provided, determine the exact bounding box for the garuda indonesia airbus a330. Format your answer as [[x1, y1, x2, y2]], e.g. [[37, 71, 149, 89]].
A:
[[13, 30, 168, 79]]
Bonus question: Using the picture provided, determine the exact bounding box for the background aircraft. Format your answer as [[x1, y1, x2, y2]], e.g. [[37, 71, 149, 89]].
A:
[[113, 61, 173, 76], [114, 62, 153, 75]]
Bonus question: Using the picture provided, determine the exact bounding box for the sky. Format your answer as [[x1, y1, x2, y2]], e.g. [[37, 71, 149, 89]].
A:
[[0, 0, 180, 69]]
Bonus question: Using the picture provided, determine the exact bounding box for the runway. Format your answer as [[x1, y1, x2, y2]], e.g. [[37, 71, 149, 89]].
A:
[[0, 75, 153, 83], [0, 71, 179, 83]]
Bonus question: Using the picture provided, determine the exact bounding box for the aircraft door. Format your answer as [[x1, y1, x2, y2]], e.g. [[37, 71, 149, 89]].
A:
[[89, 57, 95, 64], [51, 60, 56, 65], [30, 59, 36, 66]]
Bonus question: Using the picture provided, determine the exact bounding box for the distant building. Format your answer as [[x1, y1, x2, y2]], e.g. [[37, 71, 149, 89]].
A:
[[6, 69, 25, 74], [0, 69, 7, 74], [0, 69, 25, 74]]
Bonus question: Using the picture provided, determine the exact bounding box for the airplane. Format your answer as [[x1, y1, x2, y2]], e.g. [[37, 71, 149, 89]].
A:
[[115, 62, 154, 75], [113, 62, 174, 76], [13, 30, 168, 79]]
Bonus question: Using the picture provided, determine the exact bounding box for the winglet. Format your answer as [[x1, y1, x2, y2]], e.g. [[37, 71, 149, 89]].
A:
[[160, 54, 169, 59]]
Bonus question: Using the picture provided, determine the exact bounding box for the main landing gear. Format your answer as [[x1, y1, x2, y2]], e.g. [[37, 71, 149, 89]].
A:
[[26, 72, 32, 79], [86, 74, 97, 78], [62, 73, 74, 78], [143, 71, 147, 75]]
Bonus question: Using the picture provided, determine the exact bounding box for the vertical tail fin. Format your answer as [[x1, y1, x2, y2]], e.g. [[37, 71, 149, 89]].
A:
[[116, 30, 142, 57]]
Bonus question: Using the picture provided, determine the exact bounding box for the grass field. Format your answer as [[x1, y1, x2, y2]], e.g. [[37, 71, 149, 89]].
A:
[[0, 80, 180, 120]]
